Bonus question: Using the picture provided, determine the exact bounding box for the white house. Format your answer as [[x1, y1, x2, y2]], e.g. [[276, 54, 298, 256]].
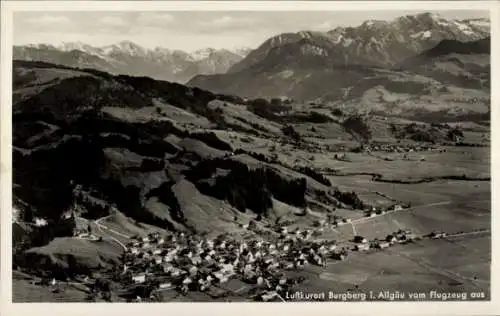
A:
[[355, 244, 370, 251], [377, 241, 390, 249], [269, 262, 280, 270], [191, 256, 202, 265], [214, 272, 228, 284], [34, 217, 48, 227], [163, 264, 174, 274], [261, 291, 278, 302], [188, 266, 198, 276], [150, 256, 161, 265], [130, 247, 139, 255], [163, 254, 174, 263], [132, 273, 146, 284], [159, 282, 172, 289], [221, 263, 234, 273], [257, 276, 265, 286]]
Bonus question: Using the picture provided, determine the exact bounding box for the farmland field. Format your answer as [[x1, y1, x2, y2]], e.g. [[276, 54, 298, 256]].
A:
[[292, 236, 491, 302]]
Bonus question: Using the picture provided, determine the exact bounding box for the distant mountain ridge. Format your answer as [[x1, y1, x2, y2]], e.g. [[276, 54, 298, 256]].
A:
[[187, 13, 490, 114], [13, 41, 253, 83], [227, 13, 489, 74]]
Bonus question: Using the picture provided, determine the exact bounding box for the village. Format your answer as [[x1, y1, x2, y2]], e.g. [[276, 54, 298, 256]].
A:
[[23, 186, 487, 303], [108, 206, 424, 302], [32, 183, 480, 303], [42, 187, 461, 303]]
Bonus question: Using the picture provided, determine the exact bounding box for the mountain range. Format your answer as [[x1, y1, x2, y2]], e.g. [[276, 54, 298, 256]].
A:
[[13, 41, 252, 83], [187, 12, 490, 115], [12, 12, 491, 120]]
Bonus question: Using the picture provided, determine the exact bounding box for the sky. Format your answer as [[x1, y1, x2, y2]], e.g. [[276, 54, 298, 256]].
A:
[[13, 10, 489, 52]]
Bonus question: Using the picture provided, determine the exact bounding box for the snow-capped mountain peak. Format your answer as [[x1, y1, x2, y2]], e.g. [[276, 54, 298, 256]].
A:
[[59, 41, 88, 52], [24, 43, 57, 50], [226, 12, 489, 75], [13, 41, 253, 83], [233, 47, 253, 58], [190, 48, 217, 61], [110, 40, 148, 57]]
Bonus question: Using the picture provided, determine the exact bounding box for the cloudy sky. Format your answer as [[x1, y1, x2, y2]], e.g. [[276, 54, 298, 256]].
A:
[[14, 10, 489, 52]]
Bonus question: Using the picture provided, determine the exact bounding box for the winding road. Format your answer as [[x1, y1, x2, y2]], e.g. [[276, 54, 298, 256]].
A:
[[75, 215, 129, 251]]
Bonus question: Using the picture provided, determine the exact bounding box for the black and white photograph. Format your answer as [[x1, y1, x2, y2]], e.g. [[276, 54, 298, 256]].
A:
[[1, 0, 497, 312]]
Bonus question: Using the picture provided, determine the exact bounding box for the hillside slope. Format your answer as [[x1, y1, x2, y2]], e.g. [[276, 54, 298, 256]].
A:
[[13, 60, 347, 248]]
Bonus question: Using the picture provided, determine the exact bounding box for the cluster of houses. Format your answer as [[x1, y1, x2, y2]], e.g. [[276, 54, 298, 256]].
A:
[[323, 214, 353, 227], [363, 204, 408, 218], [72, 226, 101, 241], [98, 214, 459, 302], [363, 144, 438, 153], [351, 229, 417, 252], [117, 228, 350, 299], [364, 207, 387, 218], [429, 231, 448, 239]]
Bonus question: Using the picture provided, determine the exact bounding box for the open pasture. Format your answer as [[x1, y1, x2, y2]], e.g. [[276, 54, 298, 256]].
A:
[[351, 198, 489, 240], [320, 145, 489, 180], [99, 210, 166, 239], [299, 235, 490, 300], [13, 271, 89, 302], [328, 175, 489, 205]]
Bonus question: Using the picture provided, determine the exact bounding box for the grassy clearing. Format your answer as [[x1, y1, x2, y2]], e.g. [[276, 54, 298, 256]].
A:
[[100, 210, 167, 238], [300, 235, 490, 299], [13, 273, 88, 302]]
